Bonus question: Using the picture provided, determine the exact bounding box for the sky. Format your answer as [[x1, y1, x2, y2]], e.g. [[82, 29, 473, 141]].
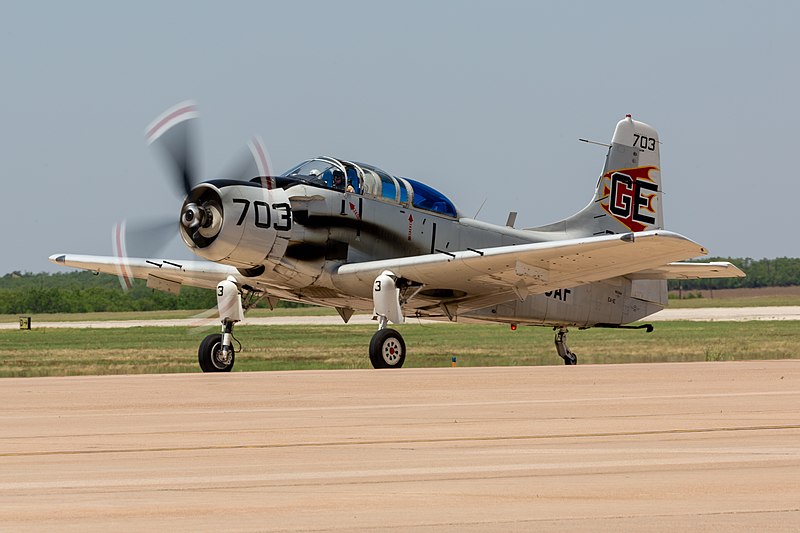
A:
[[1, 0, 798, 275]]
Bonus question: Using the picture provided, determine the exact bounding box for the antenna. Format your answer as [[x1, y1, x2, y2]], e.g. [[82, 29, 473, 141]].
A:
[[473, 197, 488, 219], [505, 211, 518, 228], [579, 138, 612, 148]]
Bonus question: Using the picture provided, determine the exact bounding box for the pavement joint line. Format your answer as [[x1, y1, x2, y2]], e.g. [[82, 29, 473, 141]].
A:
[[2, 423, 800, 458], [341, 507, 800, 531]]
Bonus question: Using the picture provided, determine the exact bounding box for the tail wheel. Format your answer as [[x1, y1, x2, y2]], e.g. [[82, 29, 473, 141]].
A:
[[369, 329, 406, 369], [198, 333, 235, 372]]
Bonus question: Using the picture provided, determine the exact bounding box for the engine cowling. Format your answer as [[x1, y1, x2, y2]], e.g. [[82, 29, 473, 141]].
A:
[[179, 181, 292, 268]]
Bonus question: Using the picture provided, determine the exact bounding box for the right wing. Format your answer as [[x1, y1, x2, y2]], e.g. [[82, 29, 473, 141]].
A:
[[332, 230, 710, 305]]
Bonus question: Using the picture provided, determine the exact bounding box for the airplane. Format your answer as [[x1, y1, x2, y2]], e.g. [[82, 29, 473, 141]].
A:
[[50, 103, 745, 371]]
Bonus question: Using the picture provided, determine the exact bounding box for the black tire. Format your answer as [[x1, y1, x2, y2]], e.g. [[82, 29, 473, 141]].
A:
[[369, 329, 406, 369], [563, 353, 577, 365], [198, 333, 235, 372]]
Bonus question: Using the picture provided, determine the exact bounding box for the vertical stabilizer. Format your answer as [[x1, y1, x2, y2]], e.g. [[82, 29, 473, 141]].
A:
[[529, 115, 663, 237]]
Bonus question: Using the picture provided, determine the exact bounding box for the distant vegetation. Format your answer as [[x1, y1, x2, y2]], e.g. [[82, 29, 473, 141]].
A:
[[667, 257, 800, 291], [0, 271, 217, 314], [1, 257, 799, 314]]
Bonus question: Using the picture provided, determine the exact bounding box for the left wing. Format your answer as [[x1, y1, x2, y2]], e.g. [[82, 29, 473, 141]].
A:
[[332, 230, 710, 303]]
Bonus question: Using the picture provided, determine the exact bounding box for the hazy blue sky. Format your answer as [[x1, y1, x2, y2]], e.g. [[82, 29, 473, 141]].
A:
[[2, 0, 798, 274]]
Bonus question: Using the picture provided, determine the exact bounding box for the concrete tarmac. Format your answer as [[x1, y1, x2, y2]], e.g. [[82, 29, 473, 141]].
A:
[[1, 361, 799, 532]]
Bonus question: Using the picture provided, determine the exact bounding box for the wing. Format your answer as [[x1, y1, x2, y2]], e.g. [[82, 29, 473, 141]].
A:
[[332, 230, 710, 309], [49, 254, 240, 292], [627, 261, 746, 280]]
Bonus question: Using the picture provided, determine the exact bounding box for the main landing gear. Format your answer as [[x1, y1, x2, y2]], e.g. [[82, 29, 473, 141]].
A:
[[369, 270, 408, 369], [198, 276, 243, 372], [554, 327, 577, 365], [369, 319, 406, 369]]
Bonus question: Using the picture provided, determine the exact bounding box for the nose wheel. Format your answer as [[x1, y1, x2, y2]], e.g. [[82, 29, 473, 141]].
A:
[[369, 328, 406, 369]]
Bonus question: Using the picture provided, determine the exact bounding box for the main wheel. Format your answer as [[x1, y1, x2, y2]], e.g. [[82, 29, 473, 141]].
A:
[[198, 333, 235, 372], [369, 328, 406, 369]]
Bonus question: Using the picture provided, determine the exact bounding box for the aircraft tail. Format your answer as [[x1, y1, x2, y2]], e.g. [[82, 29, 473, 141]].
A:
[[529, 115, 664, 237]]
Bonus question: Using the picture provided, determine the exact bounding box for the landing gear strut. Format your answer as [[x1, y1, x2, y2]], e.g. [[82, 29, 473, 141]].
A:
[[199, 276, 243, 373], [369, 271, 406, 369], [554, 327, 577, 365]]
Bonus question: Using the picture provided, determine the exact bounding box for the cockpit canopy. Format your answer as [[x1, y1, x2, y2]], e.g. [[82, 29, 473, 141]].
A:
[[280, 157, 458, 218]]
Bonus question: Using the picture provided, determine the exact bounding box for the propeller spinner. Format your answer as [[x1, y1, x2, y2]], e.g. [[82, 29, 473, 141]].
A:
[[111, 102, 278, 288]]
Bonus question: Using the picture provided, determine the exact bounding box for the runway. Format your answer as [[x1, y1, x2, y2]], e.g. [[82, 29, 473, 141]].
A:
[[1, 361, 799, 531], [2, 305, 800, 329]]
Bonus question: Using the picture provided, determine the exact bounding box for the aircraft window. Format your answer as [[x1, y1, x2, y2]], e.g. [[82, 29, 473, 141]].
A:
[[405, 178, 458, 217], [281, 159, 334, 180], [320, 168, 334, 188], [360, 168, 380, 197], [346, 167, 361, 194], [380, 174, 397, 202], [397, 178, 409, 204]]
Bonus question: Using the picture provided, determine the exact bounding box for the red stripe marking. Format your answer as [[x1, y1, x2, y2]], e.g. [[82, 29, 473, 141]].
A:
[[146, 104, 196, 140]]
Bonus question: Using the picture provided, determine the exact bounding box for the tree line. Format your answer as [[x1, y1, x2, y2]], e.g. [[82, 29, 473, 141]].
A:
[[667, 257, 800, 291], [2, 257, 799, 314], [0, 271, 218, 314]]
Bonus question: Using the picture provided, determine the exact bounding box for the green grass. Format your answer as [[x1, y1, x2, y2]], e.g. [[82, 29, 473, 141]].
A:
[[1, 321, 799, 377], [668, 294, 800, 308]]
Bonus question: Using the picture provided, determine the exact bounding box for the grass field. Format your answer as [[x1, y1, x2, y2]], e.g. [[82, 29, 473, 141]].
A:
[[667, 286, 800, 307], [667, 294, 800, 308], [1, 321, 798, 377]]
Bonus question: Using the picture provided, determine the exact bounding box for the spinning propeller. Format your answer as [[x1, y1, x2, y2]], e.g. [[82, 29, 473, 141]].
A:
[[112, 101, 273, 289]]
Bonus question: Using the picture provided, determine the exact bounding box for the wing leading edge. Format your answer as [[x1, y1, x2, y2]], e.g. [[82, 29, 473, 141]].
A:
[[331, 230, 713, 301], [48, 254, 239, 292], [50, 231, 743, 311]]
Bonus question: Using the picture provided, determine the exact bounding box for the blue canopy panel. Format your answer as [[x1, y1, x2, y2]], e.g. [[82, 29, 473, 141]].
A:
[[404, 178, 458, 218]]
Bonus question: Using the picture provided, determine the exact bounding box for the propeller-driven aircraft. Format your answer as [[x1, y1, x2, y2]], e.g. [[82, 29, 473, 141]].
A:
[[51, 103, 744, 371]]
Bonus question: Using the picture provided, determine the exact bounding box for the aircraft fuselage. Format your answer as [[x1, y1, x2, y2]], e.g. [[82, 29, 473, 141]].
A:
[[234, 183, 666, 328]]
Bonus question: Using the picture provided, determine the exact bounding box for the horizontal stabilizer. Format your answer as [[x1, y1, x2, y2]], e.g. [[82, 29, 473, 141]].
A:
[[627, 261, 746, 280]]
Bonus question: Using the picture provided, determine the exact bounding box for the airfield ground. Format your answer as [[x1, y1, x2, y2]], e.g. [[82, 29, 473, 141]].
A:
[[1, 361, 799, 531], [1, 303, 799, 530]]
